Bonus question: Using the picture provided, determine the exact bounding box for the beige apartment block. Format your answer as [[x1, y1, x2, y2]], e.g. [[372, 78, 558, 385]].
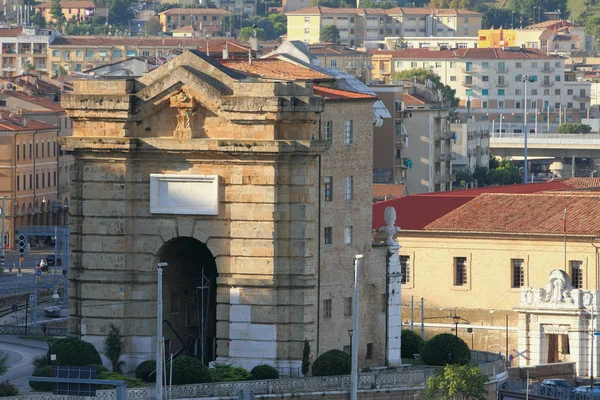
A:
[[450, 121, 490, 173], [34, 1, 108, 24], [157, 8, 232, 36], [60, 50, 388, 373]]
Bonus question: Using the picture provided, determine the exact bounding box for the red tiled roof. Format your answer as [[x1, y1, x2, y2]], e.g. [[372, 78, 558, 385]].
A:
[[217, 59, 332, 80], [402, 93, 428, 105], [555, 177, 600, 188], [35, 1, 96, 8], [313, 85, 376, 100], [51, 36, 227, 47], [0, 28, 23, 37], [0, 111, 56, 131], [425, 192, 600, 236], [373, 184, 405, 200], [370, 47, 557, 59], [0, 90, 64, 111], [417, 181, 574, 197], [158, 7, 231, 15]]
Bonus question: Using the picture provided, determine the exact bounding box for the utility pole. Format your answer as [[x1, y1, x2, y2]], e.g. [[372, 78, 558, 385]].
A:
[[350, 255, 363, 400], [156, 262, 168, 400], [572, 154, 576, 178], [421, 297, 425, 339]]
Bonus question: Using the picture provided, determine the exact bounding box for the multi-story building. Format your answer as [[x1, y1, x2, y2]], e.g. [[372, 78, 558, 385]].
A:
[[0, 0, 24, 21], [213, 0, 257, 19], [0, 112, 60, 247], [308, 44, 372, 82], [157, 8, 232, 36], [286, 6, 482, 47], [370, 47, 592, 130], [0, 27, 56, 77], [34, 1, 108, 24], [366, 35, 478, 50], [450, 121, 490, 173], [282, 0, 307, 13], [371, 82, 453, 193]]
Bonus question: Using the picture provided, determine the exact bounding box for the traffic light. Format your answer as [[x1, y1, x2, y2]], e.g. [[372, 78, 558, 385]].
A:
[[17, 234, 25, 255]]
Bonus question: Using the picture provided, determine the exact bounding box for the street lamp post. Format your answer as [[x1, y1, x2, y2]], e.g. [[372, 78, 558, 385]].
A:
[[350, 255, 363, 400], [156, 262, 168, 400], [518, 74, 534, 183], [348, 329, 353, 356], [452, 315, 460, 337]]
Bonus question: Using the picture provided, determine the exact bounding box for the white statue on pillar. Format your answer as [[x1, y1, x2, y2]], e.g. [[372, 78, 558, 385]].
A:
[[379, 206, 400, 246]]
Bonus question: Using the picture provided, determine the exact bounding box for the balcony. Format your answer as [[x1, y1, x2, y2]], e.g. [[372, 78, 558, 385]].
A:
[[541, 67, 554, 72], [2, 65, 16, 71], [462, 79, 476, 87], [33, 49, 47, 56], [462, 68, 476, 74], [438, 131, 452, 140], [573, 95, 590, 100], [541, 81, 554, 87], [395, 156, 408, 168], [494, 81, 509, 87], [495, 68, 509, 74], [437, 152, 458, 162], [434, 173, 456, 184]]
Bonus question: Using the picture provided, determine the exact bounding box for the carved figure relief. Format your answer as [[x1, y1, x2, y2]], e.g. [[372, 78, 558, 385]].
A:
[[521, 288, 534, 305], [378, 206, 401, 246], [539, 270, 574, 305], [170, 90, 197, 139]]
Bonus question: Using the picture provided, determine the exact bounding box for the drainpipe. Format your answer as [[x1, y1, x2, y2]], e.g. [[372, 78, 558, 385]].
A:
[[592, 237, 600, 290], [316, 114, 322, 357]]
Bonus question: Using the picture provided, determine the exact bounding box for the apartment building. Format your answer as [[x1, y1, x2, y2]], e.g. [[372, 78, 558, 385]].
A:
[[157, 8, 232, 36], [282, 0, 307, 13], [286, 6, 482, 47], [0, 112, 61, 247], [370, 47, 592, 130], [450, 121, 490, 173], [308, 44, 372, 82], [366, 36, 478, 50], [213, 0, 257, 18], [0, 27, 56, 77], [34, 1, 108, 24], [371, 82, 453, 193]]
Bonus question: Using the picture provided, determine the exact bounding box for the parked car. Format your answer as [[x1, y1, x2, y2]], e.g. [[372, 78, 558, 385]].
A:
[[45, 254, 55, 267], [539, 379, 574, 396], [573, 385, 600, 398]]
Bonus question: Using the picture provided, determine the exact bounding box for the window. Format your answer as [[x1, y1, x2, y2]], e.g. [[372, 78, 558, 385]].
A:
[[515, 89, 522, 96], [531, 100, 536, 109], [304, 16, 310, 22], [42, 173, 45, 188], [511, 259, 524, 288], [35, 142, 38, 158], [482, 62, 488, 68], [555, 61, 561, 68], [16, 144, 19, 160], [324, 120, 332, 141], [516, 100, 521, 109], [344, 297, 352, 317], [53, 171, 56, 187], [29, 174, 32, 189], [482, 89, 488, 95], [555, 75, 561, 82], [482, 101, 487, 109], [498, 89, 505, 96], [113, 49, 123, 58], [36, 173, 39, 189], [450, 76, 456, 82], [544, 89, 550, 96], [499, 100, 504, 109], [23, 143, 25, 159], [366, 343, 373, 359], [571, 261, 583, 289], [52, 50, 59, 57], [47, 172, 50, 187], [344, 120, 353, 144], [454, 257, 467, 286], [47, 142, 50, 156], [515, 115, 522, 122], [29, 143, 32, 158], [410, 62, 417, 68], [400, 255, 410, 284], [53, 141, 56, 156], [567, 102, 573, 108], [41, 142, 44, 158], [345, 176, 353, 201], [86, 50, 94, 60], [482, 75, 488, 82], [568, 89, 573, 95], [16, 175, 19, 191], [516, 62, 522, 68], [555, 89, 561, 95], [531, 89, 537, 96], [435, 62, 441, 68], [126, 50, 137, 57], [329, 59, 337, 68], [171, 293, 180, 313], [531, 62, 537, 69], [324, 177, 332, 202], [324, 227, 332, 245], [323, 299, 332, 318], [381, 294, 386, 313], [344, 226, 352, 244]]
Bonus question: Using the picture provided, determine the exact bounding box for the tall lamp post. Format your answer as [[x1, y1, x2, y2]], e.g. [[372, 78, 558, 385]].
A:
[[452, 316, 460, 337], [517, 74, 534, 183], [350, 255, 363, 400], [156, 262, 168, 400], [348, 329, 353, 356]]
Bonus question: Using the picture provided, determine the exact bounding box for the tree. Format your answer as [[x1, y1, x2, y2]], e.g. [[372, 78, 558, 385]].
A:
[[31, 12, 47, 28], [390, 68, 459, 108], [429, 0, 472, 9], [393, 35, 408, 50], [49, 0, 64, 22], [482, 8, 515, 29], [55, 65, 68, 77], [238, 26, 266, 41], [319, 24, 340, 44], [489, 158, 521, 185], [155, 2, 179, 13], [425, 364, 488, 400], [144, 16, 162, 35], [301, 339, 310, 376], [103, 323, 125, 372], [0, 352, 7, 376], [509, 0, 567, 22], [557, 123, 592, 133]]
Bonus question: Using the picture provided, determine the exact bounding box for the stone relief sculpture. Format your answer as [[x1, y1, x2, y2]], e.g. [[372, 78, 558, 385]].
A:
[[520, 287, 534, 305], [170, 90, 197, 138], [539, 270, 574, 304], [379, 206, 400, 246]]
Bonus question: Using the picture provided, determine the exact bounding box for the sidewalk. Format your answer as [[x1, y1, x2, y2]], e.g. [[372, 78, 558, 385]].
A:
[[0, 334, 51, 350]]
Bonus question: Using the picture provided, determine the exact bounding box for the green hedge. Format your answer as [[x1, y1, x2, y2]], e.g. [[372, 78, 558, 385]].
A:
[[135, 360, 157, 383], [168, 356, 212, 385], [209, 363, 250, 382], [401, 330, 425, 359], [312, 350, 351, 376], [48, 337, 102, 366], [0, 381, 18, 397], [250, 364, 279, 380], [421, 333, 471, 366], [29, 366, 53, 391]]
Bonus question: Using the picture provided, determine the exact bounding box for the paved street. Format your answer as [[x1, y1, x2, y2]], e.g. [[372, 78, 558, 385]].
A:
[[0, 249, 64, 298], [0, 337, 47, 392]]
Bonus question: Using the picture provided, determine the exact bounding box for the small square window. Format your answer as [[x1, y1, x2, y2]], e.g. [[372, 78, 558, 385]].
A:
[[482, 76, 488, 82], [324, 227, 332, 245], [454, 257, 467, 286], [498, 89, 505, 96], [450, 76, 456, 82], [344, 297, 352, 317], [324, 299, 332, 318], [344, 226, 353, 245], [482, 89, 488, 95]]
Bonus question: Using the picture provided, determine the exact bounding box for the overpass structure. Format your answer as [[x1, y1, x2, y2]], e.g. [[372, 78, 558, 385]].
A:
[[490, 133, 600, 159]]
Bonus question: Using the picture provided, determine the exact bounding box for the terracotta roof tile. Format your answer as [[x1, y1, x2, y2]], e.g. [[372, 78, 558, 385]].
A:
[[51, 36, 227, 47], [425, 192, 600, 236], [217, 59, 332, 80], [313, 85, 376, 100], [0, 90, 64, 111], [373, 184, 405, 200], [555, 177, 600, 188], [402, 93, 428, 105], [0, 28, 23, 37], [0, 111, 56, 131], [286, 5, 480, 15], [369, 47, 557, 59]]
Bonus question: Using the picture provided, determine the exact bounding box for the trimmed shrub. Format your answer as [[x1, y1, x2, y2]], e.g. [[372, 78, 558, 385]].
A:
[[86, 364, 109, 374], [210, 363, 250, 382], [0, 381, 18, 397], [32, 354, 50, 368], [49, 337, 102, 366], [168, 356, 212, 385], [421, 333, 471, 366], [401, 330, 425, 359], [135, 360, 157, 383], [312, 350, 351, 377], [97, 372, 144, 389], [250, 364, 279, 380], [30, 366, 54, 391]]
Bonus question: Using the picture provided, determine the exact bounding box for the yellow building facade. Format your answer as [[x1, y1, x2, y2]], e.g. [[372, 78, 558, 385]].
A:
[[157, 8, 232, 36], [478, 28, 517, 48]]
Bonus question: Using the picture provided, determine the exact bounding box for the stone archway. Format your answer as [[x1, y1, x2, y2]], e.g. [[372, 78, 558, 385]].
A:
[[157, 237, 218, 365]]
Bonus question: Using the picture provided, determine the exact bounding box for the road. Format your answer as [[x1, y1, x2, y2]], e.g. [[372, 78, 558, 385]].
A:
[[0, 249, 65, 298], [0, 341, 46, 392]]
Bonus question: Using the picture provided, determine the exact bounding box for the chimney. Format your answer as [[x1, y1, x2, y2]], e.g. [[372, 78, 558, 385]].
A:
[[249, 37, 258, 51], [223, 43, 229, 59]]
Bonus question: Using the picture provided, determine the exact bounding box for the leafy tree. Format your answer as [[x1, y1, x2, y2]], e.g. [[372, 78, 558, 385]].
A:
[[359, 0, 397, 7], [55, 65, 68, 77], [22, 60, 33, 74], [429, 0, 472, 9], [268, 12, 286, 37], [103, 323, 125, 373], [238, 26, 266, 41], [425, 364, 488, 400], [301, 339, 310, 376], [308, 0, 354, 7], [312, 349, 351, 376], [482, 8, 515, 29], [393, 35, 408, 50], [401, 330, 426, 358], [155, 2, 179, 13], [135, 360, 156, 382], [49, 0, 63, 22], [250, 364, 279, 380], [509, 0, 566, 22], [0, 352, 7, 376], [319, 24, 340, 44], [557, 123, 592, 133], [107, 0, 135, 26], [489, 158, 521, 185], [144, 16, 162, 35], [49, 337, 102, 366], [421, 333, 471, 366], [390, 68, 459, 108], [31, 12, 46, 28]]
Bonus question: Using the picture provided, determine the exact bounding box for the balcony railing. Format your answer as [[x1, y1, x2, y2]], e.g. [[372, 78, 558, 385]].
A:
[[33, 49, 47, 55], [495, 68, 509, 74], [437, 152, 457, 162], [573, 95, 590, 100], [541, 81, 554, 87], [461, 68, 476, 74], [494, 81, 509, 87], [462, 80, 476, 87], [541, 67, 554, 72]]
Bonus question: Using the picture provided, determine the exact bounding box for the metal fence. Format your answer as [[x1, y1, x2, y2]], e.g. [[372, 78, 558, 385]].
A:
[[500, 379, 600, 400], [0, 325, 67, 336]]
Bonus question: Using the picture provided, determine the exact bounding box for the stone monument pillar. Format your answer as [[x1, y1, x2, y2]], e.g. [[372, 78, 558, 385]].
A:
[[379, 206, 402, 366]]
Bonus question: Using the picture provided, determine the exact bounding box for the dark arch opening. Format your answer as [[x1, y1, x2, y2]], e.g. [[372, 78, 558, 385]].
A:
[[157, 237, 218, 365]]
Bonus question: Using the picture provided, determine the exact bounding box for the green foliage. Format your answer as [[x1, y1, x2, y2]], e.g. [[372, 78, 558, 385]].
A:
[[312, 349, 351, 376], [421, 333, 471, 366], [358, 0, 397, 7], [308, 0, 354, 7], [86, 364, 110, 374], [482, 8, 516, 29], [143, 16, 163, 36], [49, 337, 102, 366], [209, 363, 250, 382], [106, 0, 135, 25], [509, 0, 567, 22], [135, 360, 157, 382], [0, 353, 6, 376], [319, 24, 340, 44], [22, 60, 33, 74], [0, 381, 18, 397], [301, 339, 310, 376], [103, 324, 125, 372], [31, 12, 46, 28], [557, 123, 593, 133], [425, 364, 488, 400], [246, 14, 286, 40], [155, 2, 179, 12], [488, 158, 521, 185], [250, 364, 280, 380], [393, 36, 408, 50], [238, 26, 266, 41], [97, 372, 144, 389], [30, 366, 54, 391], [401, 330, 426, 359], [429, 0, 472, 10], [168, 356, 212, 385], [32, 354, 51, 369], [49, 0, 63, 22], [390, 68, 459, 108]]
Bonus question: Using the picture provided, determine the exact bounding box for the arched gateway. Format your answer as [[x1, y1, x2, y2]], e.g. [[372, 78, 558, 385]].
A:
[[61, 51, 326, 372]]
